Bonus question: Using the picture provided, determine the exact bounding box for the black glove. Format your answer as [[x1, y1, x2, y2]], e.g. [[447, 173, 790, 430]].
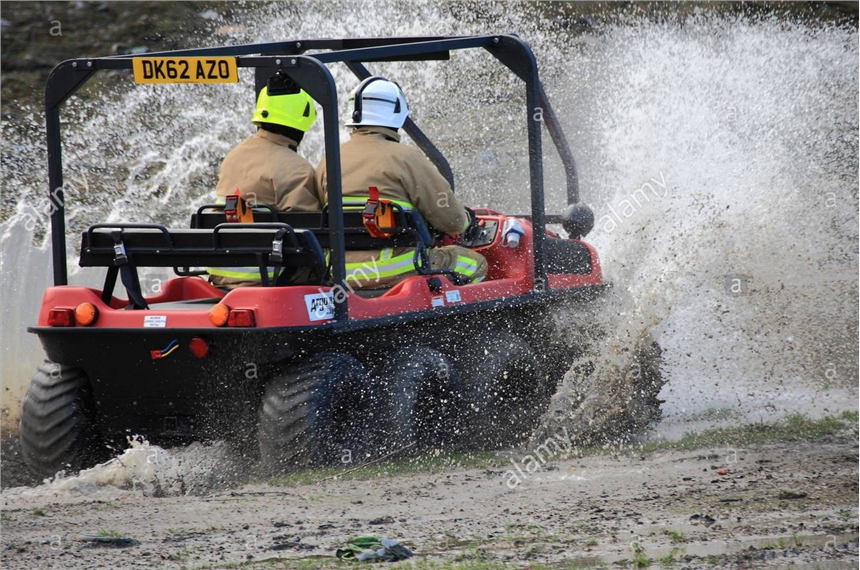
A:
[[461, 207, 481, 244]]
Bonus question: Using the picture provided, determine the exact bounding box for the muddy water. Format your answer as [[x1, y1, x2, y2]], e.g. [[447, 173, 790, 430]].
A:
[[538, 11, 859, 441], [1, 2, 858, 482]]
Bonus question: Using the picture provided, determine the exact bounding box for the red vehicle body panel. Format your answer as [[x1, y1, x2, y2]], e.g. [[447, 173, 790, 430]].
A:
[[36, 217, 602, 330]]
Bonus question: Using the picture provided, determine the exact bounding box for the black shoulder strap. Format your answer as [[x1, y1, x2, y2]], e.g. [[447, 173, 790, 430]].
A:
[[111, 231, 149, 309]]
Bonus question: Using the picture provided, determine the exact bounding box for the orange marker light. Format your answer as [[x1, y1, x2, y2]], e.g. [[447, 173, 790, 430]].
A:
[[74, 302, 99, 326], [209, 303, 230, 327]]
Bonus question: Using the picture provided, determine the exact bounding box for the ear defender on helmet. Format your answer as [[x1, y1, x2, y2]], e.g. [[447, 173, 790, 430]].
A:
[[351, 76, 386, 124], [346, 76, 409, 130]]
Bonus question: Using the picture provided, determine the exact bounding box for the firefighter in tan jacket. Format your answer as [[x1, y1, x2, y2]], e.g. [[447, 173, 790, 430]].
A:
[[208, 73, 321, 289], [316, 77, 487, 289]]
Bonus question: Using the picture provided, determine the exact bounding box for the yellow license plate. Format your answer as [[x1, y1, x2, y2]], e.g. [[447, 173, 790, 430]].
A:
[[132, 57, 238, 84]]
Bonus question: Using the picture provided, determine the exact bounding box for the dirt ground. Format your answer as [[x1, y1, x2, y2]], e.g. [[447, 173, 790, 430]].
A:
[[1, 433, 857, 570]]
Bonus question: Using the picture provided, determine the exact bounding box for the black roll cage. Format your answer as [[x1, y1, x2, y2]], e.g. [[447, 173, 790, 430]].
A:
[[45, 34, 582, 323]]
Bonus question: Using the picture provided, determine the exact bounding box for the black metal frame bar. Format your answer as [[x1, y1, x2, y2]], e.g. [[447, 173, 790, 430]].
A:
[[43, 34, 582, 321]]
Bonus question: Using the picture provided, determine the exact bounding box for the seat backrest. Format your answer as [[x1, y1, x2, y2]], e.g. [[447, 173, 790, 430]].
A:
[[80, 223, 326, 269], [190, 204, 433, 250]]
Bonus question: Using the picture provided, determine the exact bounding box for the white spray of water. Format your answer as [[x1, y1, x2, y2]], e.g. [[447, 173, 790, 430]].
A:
[[579, 16, 858, 434], [3, 439, 235, 499], [1, 4, 857, 491]]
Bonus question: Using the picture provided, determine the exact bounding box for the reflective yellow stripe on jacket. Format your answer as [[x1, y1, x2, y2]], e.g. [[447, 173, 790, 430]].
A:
[[333, 197, 419, 286], [454, 255, 481, 280], [207, 267, 277, 280], [340, 196, 415, 210]]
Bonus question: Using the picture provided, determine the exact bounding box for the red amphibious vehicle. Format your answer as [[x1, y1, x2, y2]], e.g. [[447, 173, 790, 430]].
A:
[[21, 35, 619, 476]]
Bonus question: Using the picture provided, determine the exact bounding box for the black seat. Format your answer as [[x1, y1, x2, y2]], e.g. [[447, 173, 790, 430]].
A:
[[81, 223, 325, 269], [190, 204, 431, 250]]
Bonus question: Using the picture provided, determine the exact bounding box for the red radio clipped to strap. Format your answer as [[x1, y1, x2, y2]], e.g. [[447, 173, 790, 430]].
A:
[[362, 186, 396, 238], [225, 188, 254, 223]]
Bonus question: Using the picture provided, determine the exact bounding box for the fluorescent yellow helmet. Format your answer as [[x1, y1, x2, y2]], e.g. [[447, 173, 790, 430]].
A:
[[251, 86, 316, 132]]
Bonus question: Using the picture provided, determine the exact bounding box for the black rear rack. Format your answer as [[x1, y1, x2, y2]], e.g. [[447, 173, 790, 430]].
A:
[[189, 205, 434, 249], [81, 223, 326, 307]]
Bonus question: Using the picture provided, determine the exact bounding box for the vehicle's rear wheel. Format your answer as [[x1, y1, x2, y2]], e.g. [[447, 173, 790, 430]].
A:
[[455, 331, 544, 449], [375, 346, 462, 450], [258, 352, 371, 472], [19, 361, 106, 477]]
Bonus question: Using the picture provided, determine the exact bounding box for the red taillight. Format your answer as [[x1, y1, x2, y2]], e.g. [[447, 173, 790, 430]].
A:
[[47, 308, 75, 327], [189, 337, 209, 358], [227, 309, 256, 327]]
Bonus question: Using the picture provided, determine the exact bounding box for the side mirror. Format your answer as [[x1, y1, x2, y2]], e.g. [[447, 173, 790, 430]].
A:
[[561, 203, 594, 239]]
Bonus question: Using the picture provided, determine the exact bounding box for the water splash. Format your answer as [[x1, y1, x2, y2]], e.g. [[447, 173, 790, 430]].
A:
[[1, 4, 857, 451], [3, 438, 238, 499], [537, 13, 858, 440]]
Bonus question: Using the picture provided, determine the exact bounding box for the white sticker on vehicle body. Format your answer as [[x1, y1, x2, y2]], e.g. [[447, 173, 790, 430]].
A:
[[144, 315, 167, 328], [305, 292, 335, 321], [445, 290, 461, 303]]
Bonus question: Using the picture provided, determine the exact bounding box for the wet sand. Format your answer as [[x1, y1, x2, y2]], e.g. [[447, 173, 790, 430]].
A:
[[2, 433, 857, 569]]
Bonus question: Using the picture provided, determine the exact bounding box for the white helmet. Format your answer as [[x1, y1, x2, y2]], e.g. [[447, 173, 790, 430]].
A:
[[345, 77, 409, 129]]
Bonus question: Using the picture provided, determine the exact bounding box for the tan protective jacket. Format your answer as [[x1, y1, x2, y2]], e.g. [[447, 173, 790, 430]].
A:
[[316, 127, 469, 234], [316, 127, 482, 288], [209, 129, 320, 289], [215, 129, 320, 211]]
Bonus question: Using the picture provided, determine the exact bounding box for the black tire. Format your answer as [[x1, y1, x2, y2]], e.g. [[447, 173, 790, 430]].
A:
[[375, 346, 462, 450], [19, 361, 106, 477], [258, 352, 371, 472], [456, 331, 544, 449]]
